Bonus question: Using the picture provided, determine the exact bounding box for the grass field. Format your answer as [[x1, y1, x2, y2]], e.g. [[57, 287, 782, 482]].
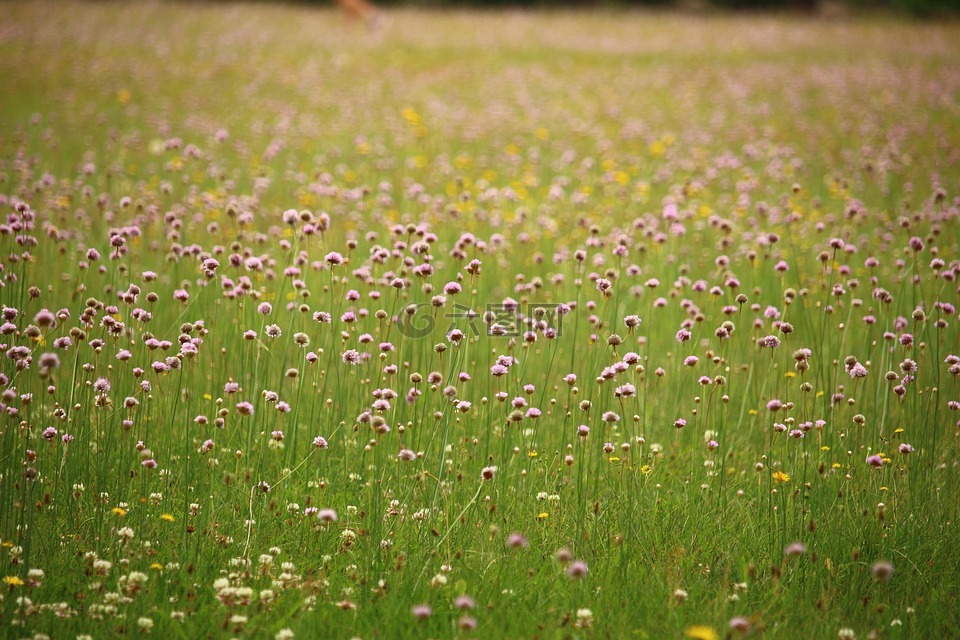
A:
[[1, 2, 959, 638]]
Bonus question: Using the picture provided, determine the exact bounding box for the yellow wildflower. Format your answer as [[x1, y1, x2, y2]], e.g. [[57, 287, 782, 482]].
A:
[[3, 576, 25, 587], [772, 471, 791, 484], [685, 626, 719, 640], [160, 514, 175, 522]]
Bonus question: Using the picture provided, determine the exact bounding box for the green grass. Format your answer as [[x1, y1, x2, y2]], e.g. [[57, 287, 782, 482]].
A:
[[1, 2, 959, 639]]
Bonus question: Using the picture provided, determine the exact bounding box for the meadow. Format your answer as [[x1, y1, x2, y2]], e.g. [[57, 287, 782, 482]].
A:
[[1, 2, 959, 638]]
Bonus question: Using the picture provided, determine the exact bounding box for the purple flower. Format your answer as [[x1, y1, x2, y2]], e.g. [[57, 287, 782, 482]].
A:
[[566, 561, 589, 579], [866, 454, 884, 468]]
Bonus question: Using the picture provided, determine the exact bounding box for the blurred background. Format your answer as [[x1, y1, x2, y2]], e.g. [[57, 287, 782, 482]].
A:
[[298, 0, 957, 17]]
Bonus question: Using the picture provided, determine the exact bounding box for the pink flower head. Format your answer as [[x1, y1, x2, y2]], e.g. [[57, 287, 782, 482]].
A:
[[566, 561, 589, 579], [729, 617, 750, 633], [848, 362, 868, 378], [317, 509, 338, 523], [506, 532, 528, 549], [412, 604, 432, 620]]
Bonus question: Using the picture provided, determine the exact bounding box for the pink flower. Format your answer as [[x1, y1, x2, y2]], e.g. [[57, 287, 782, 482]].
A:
[[866, 454, 884, 468], [729, 617, 750, 633], [412, 604, 432, 620], [506, 532, 528, 549], [317, 509, 338, 523], [848, 362, 868, 378]]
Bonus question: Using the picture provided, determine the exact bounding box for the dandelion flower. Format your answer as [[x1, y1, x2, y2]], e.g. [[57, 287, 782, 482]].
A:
[[685, 626, 718, 640]]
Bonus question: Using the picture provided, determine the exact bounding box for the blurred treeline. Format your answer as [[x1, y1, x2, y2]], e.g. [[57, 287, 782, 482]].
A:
[[340, 0, 959, 16]]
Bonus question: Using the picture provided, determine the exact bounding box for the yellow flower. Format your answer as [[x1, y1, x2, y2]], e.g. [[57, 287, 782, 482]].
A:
[[527, 451, 538, 458], [160, 514, 175, 522], [536, 512, 549, 521], [150, 563, 164, 570], [772, 471, 791, 484], [640, 465, 652, 475], [685, 626, 719, 640], [112, 507, 127, 517], [3, 576, 25, 587]]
